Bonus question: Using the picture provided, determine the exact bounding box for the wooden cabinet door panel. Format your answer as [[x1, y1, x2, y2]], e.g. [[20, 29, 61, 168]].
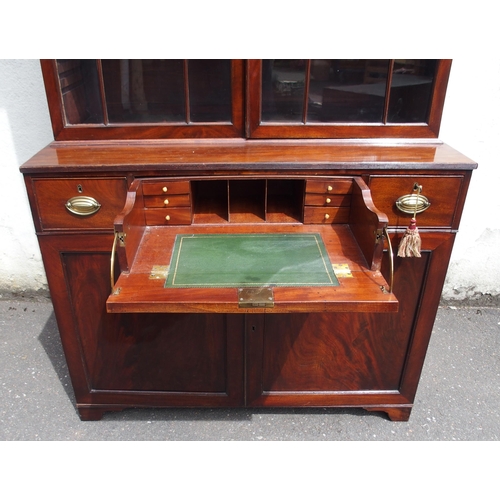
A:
[[38, 234, 244, 411], [246, 233, 455, 409], [246, 310, 413, 408]]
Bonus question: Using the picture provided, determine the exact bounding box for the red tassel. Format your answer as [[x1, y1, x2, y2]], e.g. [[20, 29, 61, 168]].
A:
[[397, 218, 421, 258]]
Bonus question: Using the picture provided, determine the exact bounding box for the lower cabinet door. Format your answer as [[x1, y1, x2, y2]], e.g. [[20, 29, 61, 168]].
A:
[[245, 311, 413, 408], [245, 232, 456, 411], [38, 234, 245, 413]]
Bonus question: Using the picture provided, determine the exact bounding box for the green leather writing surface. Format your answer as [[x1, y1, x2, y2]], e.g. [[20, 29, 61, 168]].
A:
[[165, 233, 339, 288]]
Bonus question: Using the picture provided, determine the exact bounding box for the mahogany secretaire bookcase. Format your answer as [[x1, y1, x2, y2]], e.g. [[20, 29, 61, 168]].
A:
[[20, 59, 476, 420]]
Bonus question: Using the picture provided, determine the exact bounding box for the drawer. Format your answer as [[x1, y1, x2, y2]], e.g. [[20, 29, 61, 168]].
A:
[[33, 177, 128, 230], [142, 180, 190, 196], [144, 208, 192, 225], [306, 179, 353, 195], [304, 193, 351, 207], [143, 194, 191, 208], [303, 206, 350, 224], [369, 175, 465, 228]]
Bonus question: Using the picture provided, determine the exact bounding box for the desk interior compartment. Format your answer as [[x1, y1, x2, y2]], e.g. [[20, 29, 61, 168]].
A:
[[106, 176, 398, 314], [229, 180, 266, 223]]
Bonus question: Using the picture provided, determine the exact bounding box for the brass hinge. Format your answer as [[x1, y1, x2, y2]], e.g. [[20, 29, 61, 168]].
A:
[[149, 265, 169, 280], [238, 287, 274, 308], [332, 263, 353, 278]]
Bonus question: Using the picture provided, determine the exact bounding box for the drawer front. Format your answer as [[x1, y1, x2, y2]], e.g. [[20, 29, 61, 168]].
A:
[[143, 194, 191, 208], [303, 206, 350, 224], [34, 177, 128, 230], [304, 193, 351, 207], [369, 175, 465, 228], [306, 179, 353, 195], [142, 180, 190, 196], [144, 208, 192, 225]]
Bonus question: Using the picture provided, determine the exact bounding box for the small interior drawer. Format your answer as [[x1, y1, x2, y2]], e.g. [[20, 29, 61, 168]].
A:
[[303, 206, 350, 224], [33, 177, 128, 230], [142, 180, 191, 196], [144, 208, 192, 225], [306, 179, 353, 195], [143, 194, 191, 208], [304, 193, 351, 207]]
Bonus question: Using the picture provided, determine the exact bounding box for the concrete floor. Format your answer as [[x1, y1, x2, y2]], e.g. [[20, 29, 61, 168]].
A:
[[1, 297, 499, 442]]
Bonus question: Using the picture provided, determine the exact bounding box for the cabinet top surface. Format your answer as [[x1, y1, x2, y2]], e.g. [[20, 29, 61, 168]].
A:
[[20, 140, 477, 173]]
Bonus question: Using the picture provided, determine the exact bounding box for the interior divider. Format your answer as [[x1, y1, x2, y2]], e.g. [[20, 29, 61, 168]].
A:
[[192, 178, 306, 224]]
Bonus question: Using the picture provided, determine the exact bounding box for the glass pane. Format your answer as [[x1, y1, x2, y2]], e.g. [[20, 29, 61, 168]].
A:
[[56, 60, 103, 124], [102, 59, 185, 123], [261, 60, 306, 122], [387, 59, 437, 123], [188, 60, 231, 122], [307, 59, 389, 123]]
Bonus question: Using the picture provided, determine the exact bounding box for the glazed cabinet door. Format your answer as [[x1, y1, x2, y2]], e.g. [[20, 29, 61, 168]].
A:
[[42, 59, 245, 140], [245, 232, 456, 421], [247, 59, 451, 139], [38, 233, 245, 420]]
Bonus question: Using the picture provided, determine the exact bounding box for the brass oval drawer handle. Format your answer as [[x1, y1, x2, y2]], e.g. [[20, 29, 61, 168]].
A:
[[396, 194, 430, 215], [65, 196, 101, 216]]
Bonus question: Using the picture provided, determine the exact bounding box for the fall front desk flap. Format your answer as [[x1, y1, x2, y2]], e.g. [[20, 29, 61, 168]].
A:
[[106, 227, 398, 313]]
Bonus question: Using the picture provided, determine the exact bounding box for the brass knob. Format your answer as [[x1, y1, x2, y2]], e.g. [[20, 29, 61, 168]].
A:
[[164, 199, 169, 205], [165, 215, 171, 221], [324, 213, 330, 220], [326, 198, 331, 204], [327, 185, 333, 192], [162, 186, 168, 193]]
